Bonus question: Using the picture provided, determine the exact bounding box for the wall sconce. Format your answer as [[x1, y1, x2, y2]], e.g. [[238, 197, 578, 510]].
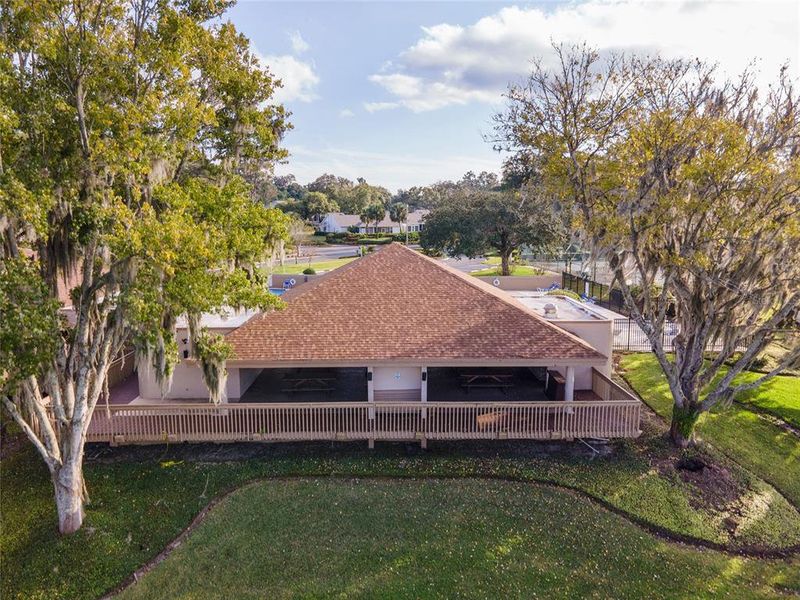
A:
[[366, 371, 372, 381], [421, 372, 427, 381]]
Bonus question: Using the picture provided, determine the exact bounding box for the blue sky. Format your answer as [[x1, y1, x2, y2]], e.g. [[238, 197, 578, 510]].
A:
[[229, 1, 799, 191]]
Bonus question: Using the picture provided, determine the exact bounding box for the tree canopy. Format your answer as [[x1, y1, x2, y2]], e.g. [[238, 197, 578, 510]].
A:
[[421, 189, 565, 275], [493, 44, 800, 446], [0, 0, 291, 532], [359, 202, 385, 234]]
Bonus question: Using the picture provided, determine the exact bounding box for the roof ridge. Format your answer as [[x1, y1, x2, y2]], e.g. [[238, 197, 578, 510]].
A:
[[389, 244, 604, 357]]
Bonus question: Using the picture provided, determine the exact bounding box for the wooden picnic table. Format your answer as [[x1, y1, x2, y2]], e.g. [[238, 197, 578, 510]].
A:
[[281, 373, 336, 393], [459, 371, 514, 394]]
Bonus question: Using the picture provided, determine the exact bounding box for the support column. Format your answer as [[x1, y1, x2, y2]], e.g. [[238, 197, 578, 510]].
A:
[[367, 366, 375, 448], [565, 366, 575, 415], [420, 366, 428, 449]]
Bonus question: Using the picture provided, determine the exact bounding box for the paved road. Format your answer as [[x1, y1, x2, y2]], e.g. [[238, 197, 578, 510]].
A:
[[287, 244, 487, 273], [300, 244, 361, 261], [438, 256, 488, 273]]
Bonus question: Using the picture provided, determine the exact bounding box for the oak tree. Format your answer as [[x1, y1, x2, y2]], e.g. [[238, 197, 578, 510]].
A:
[[494, 45, 800, 446], [1, 0, 291, 532]]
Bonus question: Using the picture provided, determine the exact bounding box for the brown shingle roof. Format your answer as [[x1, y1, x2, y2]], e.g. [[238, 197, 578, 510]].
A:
[[226, 244, 605, 365]]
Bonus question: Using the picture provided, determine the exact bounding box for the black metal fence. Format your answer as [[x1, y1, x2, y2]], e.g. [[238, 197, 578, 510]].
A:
[[562, 272, 630, 315], [612, 319, 678, 351], [610, 319, 789, 353]]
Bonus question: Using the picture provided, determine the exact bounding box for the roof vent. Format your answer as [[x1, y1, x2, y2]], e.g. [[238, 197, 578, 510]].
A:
[[543, 303, 558, 319]]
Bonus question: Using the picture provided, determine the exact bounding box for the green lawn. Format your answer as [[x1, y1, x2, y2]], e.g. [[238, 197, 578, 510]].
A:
[[117, 478, 799, 600], [471, 265, 545, 277], [620, 353, 800, 508], [267, 256, 358, 274], [733, 371, 800, 428], [4, 434, 800, 599]]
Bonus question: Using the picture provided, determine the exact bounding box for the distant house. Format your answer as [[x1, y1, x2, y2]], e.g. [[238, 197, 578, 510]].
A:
[[317, 210, 429, 234]]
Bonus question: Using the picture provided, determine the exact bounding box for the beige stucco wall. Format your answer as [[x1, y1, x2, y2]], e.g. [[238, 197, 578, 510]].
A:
[[549, 319, 613, 389], [475, 273, 561, 291], [371, 366, 422, 401], [138, 364, 262, 400], [372, 366, 422, 390], [270, 273, 322, 288]]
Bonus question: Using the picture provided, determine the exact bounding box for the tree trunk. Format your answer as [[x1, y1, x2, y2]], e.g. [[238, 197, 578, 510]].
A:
[[669, 404, 701, 448], [53, 463, 85, 534], [500, 251, 511, 276]]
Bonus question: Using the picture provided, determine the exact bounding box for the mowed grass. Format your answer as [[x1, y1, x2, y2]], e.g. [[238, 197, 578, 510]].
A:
[[118, 478, 798, 600], [4, 435, 800, 600], [733, 371, 800, 428], [471, 257, 546, 277], [620, 353, 800, 507], [470, 265, 544, 277], [267, 256, 358, 274]]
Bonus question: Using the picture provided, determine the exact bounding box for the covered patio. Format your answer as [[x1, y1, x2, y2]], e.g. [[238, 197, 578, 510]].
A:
[[239, 368, 368, 403], [80, 245, 641, 447]]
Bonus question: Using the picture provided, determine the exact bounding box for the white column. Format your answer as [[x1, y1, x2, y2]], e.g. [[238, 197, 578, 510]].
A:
[[367, 366, 375, 448], [420, 366, 428, 449], [367, 366, 374, 412], [565, 366, 575, 401], [565, 366, 575, 415]]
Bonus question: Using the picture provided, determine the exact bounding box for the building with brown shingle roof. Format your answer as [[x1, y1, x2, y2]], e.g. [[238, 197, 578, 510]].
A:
[[119, 243, 643, 445], [138, 243, 613, 405]]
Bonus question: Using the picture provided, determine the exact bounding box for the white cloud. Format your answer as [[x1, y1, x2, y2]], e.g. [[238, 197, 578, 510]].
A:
[[368, 1, 799, 112], [363, 101, 400, 113], [339, 108, 355, 118], [259, 54, 320, 103], [275, 145, 502, 192], [288, 30, 310, 54]]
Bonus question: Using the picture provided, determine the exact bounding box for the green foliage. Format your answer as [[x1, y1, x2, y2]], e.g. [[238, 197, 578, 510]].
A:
[[302, 267, 316, 275], [1, 0, 291, 385], [495, 45, 800, 441], [0, 0, 293, 526], [359, 201, 385, 234], [388, 202, 408, 224], [193, 330, 232, 404], [303, 191, 338, 220], [421, 189, 565, 275], [0, 258, 61, 390], [545, 288, 581, 301]]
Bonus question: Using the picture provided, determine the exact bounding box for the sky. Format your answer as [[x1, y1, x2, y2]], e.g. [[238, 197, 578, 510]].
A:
[[228, 0, 800, 192]]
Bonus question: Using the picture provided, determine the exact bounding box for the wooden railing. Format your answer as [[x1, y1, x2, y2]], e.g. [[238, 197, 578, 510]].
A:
[[591, 368, 639, 402], [83, 397, 641, 445]]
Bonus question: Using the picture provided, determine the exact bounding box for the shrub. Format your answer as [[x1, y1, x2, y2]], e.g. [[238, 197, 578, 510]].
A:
[[302, 267, 316, 275], [389, 232, 420, 244], [546, 288, 582, 301]]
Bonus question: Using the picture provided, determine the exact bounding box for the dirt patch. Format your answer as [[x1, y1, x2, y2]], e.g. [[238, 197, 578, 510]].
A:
[[654, 451, 753, 537], [675, 456, 742, 512]]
